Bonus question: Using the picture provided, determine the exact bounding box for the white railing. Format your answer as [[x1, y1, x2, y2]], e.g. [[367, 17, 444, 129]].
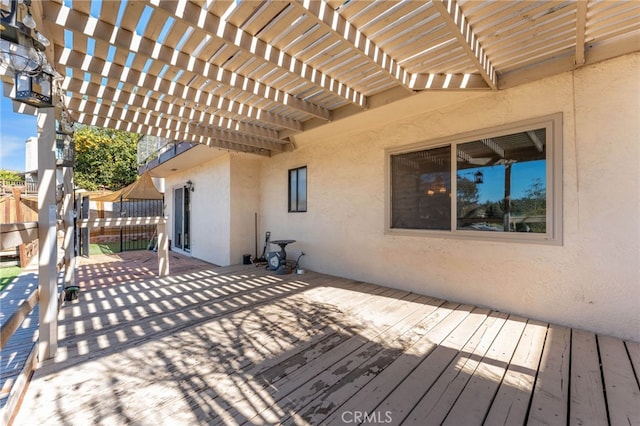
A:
[[0, 180, 38, 195], [77, 216, 169, 276]]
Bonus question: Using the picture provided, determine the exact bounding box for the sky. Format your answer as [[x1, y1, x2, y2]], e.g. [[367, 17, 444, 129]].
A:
[[461, 160, 546, 203], [0, 95, 37, 172]]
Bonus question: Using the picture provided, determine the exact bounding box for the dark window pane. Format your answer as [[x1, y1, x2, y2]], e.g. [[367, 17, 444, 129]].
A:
[[289, 170, 297, 211], [297, 167, 307, 211], [456, 129, 546, 232], [391, 146, 451, 230], [288, 166, 307, 212]]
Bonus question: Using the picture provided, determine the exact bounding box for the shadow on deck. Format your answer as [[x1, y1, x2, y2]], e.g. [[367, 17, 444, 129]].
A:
[[10, 251, 640, 425]]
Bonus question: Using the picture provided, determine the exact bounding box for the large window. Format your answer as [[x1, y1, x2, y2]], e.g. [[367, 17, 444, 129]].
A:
[[387, 114, 562, 244], [288, 166, 307, 212]]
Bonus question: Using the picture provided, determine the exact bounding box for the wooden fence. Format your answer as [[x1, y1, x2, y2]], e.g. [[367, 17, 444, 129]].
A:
[[1, 188, 39, 267]]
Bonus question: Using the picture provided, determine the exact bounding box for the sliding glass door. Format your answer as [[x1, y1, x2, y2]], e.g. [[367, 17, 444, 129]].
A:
[[173, 186, 190, 251]]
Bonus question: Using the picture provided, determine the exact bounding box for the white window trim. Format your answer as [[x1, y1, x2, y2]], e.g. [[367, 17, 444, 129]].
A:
[[385, 113, 563, 245]]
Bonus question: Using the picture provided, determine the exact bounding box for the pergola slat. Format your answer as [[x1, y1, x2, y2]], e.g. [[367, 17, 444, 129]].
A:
[[148, 0, 368, 108], [43, 3, 330, 123], [28, 0, 638, 156]]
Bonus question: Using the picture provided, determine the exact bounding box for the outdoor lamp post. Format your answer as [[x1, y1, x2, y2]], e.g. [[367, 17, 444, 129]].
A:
[[1, 0, 55, 108]]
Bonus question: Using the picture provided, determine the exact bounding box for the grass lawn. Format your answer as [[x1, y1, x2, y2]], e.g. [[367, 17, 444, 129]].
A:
[[89, 242, 121, 256], [0, 266, 22, 292]]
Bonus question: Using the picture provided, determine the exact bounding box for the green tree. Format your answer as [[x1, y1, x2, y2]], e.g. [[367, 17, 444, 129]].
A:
[[74, 126, 140, 191], [512, 178, 546, 216], [0, 170, 24, 182], [456, 177, 480, 219]]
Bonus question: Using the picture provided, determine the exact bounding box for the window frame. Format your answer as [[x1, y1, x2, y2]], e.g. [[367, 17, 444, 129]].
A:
[[288, 166, 307, 213], [385, 113, 563, 245]]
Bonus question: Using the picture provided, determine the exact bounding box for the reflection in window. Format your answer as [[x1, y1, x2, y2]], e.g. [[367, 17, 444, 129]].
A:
[[457, 130, 546, 233], [289, 166, 307, 212], [388, 114, 562, 243], [391, 146, 451, 230]]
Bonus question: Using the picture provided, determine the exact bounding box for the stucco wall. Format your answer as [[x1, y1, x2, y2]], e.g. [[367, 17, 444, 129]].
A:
[[258, 53, 640, 341], [165, 153, 262, 266], [229, 155, 262, 265], [165, 154, 231, 266]]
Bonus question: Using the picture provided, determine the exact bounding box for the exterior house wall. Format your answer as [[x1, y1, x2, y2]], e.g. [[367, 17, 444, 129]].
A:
[[165, 153, 262, 266], [165, 154, 231, 266], [229, 155, 262, 265], [257, 53, 640, 341]]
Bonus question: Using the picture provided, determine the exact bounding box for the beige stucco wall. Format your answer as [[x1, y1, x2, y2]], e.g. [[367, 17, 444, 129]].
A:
[[229, 155, 262, 265], [165, 154, 231, 266], [165, 153, 262, 266], [258, 53, 640, 341]]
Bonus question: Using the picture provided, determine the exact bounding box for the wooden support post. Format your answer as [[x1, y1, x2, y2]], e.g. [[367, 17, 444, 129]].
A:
[[62, 166, 75, 287], [157, 220, 169, 277], [37, 108, 58, 362], [11, 187, 27, 266]]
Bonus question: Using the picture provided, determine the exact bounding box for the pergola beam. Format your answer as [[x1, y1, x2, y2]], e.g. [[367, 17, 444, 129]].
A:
[[576, 0, 588, 65], [65, 96, 286, 154], [527, 131, 545, 153], [60, 68, 283, 142], [431, 0, 497, 90], [291, 0, 413, 93], [481, 138, 505, 157], [41, 3, 330, 122], [56, 47, 303, 132], [148, 0, 368, 108]]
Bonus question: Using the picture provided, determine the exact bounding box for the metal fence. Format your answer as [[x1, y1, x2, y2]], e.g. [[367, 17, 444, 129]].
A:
[[116, 198, 164, 251]]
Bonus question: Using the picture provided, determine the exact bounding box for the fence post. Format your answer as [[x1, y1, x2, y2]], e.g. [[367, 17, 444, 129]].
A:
[[11, 187, 27, 266]]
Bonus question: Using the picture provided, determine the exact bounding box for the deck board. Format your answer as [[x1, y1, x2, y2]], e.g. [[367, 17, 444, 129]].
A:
[[442, 315, 528, 425], [483, 319, 547, 425], [226, 291, 429, 424], [403, 311, 509, 425], [294, 297, 447, 424], [527, 324, 571, 425], [599, 335, 640, 425], [627, 340, 640, 385], [7, 251, 640, 425], [318, 302, 469, 425], [569, 330, 608, 425], [375, 306, 489, 423], [281, 295, 445, 424]]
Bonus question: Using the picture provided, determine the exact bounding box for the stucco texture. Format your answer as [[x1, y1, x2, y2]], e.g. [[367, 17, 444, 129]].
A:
[[165, 154, 231, 266], [258, 53, 640, 341]]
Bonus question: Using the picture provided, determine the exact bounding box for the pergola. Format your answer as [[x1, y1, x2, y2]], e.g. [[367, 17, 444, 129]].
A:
[[1, 2, 640, 423], [0, 0, 638, 364], [4, 0, 640, 156]]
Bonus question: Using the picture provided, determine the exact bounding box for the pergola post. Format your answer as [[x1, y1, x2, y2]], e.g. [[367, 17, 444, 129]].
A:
[[157, 219, 169, 277], [62, 166, 75, 287], [37, 108, 58, 361]]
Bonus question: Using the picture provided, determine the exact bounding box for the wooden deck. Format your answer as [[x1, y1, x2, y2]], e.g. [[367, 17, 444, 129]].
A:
[[11, 251, 640, 425]]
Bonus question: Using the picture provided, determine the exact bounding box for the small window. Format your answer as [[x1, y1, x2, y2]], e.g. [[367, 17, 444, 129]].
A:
[[289, 166, 307, 212], [387, 114, 562, 244]]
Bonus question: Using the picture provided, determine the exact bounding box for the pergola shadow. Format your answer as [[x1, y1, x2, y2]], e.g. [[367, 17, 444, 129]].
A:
[[12, 251, 639, 425]]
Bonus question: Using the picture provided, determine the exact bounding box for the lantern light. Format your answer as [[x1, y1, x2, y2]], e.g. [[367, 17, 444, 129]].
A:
[[55, 131, 75, 167], [14, 70, 53, 107], [1, 0, 56, 108]]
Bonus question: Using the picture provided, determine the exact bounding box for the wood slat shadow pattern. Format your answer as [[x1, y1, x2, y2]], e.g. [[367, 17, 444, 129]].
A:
[[11, 251, 640, 425]]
